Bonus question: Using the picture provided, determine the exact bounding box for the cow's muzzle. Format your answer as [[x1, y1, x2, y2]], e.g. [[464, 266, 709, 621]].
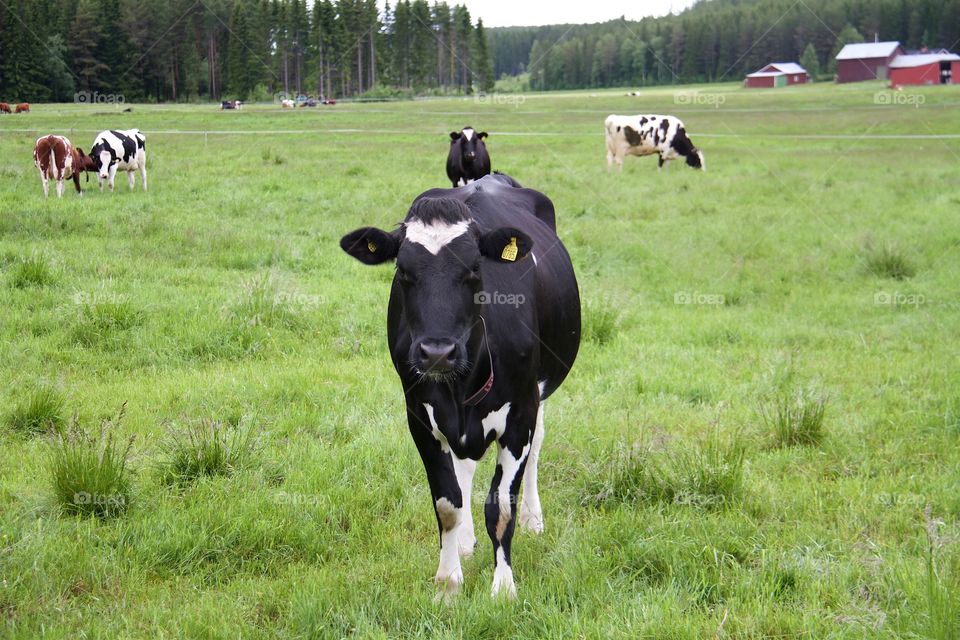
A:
[[417, 339, 458, 375], [464, 152, 476, 162]]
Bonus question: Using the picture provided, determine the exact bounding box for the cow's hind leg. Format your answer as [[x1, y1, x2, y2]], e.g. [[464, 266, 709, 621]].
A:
[[127, 171, 135, 190], [485, 418, 533, 599], [518, 402, 545, 533], [39, 170, 49, 198], [140, 165, 148, 191]]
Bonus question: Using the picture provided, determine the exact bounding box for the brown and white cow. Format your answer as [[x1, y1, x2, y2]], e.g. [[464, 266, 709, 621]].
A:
[[15, 103, 30, 113], [33, 135, 93, 198], [0, 103, 11, 114]]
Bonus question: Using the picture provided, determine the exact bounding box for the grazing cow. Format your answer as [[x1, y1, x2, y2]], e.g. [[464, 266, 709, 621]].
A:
[[33, 135, 92, 198], [220, 100, 242, 110], [90, 129, 147, 192], [446, 126, 491, 187], [340, 173, 581, 600], [605, 114, 705, 171], [280, 99, 295, 108], [0, 103, 10, 114], [15, 103, 29, 113]]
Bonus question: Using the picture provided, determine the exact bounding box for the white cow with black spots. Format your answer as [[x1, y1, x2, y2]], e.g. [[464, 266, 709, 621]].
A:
[[605, 114, 705, 171], [90, 129, 147, 192]]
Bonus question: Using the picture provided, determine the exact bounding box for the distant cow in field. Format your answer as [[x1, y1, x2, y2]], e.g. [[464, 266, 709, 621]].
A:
[[90, 129, 147, 192], [0, 103, 10, 114], [605, 114, 704, 171], [340, 173, 581, 601], [280, 99, 295, 108], [15, 103, 29, 113], [33, 135, 93, 198], [220, 100, 242, 110], [446, 126, 491, 187]]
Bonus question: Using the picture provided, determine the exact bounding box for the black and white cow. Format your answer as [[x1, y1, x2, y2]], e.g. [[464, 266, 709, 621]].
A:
[[90, 129, 147, 191], [340, 173, 580, 600], [446, 126, 491, 187], [605, 114, 705, 171]]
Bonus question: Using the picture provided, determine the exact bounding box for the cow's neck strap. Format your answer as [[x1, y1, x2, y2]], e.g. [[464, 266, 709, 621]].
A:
[[462, 316, 494, 406]]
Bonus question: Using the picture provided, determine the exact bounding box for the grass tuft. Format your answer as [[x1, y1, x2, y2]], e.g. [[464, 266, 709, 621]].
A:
[[6, 385, 66, 435], [864, 243, 915, 280], [583, 298, 620, 345], [9, 253, 55, 288], [71, 292, 142, 346], [49, 405, 133, 518], [158, 419, 258, 485], [584, 429, 746, 509], [760, 388, 827, 448]]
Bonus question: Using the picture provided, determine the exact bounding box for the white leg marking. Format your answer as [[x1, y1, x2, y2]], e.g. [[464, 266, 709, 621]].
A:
[[491, 546, 516, 599], [40, 172, 49, 198], [452, 455, 477, 556], [495, 441, 530, 541], [127, 171, 135, 189], [141, 165, 148, 191], [422, 403, 451, 453], [56, 179, 65, 198], [519, 402, 545, 534], [434, 496, 464, 602]]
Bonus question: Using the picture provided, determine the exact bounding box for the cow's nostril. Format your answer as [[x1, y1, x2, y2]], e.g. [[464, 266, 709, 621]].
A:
[[418, 341, 457, 371]]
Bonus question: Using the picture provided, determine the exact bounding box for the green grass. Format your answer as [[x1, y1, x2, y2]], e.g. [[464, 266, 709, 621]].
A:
[[1, 82, 959, 637], [760, 387, 827, 448], [48, 407, 134, 518], [5, 385, 67, 435]]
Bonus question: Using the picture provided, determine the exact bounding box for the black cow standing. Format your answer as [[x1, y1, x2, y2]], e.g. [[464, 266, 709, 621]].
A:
[[341, 174, 580, 600], [446, 126, 491, 187]]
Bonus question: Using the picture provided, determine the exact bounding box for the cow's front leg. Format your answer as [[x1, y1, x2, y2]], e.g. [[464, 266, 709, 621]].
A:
[[414, 404, 467, 601], [108, 165, 118, 191], [485, 425, 532, 599], [453, 455, 477, 556]]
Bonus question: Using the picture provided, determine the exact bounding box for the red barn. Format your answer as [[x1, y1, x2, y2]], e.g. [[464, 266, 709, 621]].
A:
[[889, 52, 960, 86], [745, 62, 809, 88], [835, 42, 904, 83]]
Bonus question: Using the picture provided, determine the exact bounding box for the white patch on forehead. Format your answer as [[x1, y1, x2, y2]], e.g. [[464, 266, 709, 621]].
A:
[[462, 128, 474, 141], [405, 219, 472, 255]]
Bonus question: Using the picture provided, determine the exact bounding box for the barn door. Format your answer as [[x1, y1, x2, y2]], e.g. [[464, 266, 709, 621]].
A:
[[775, 75, 787, 88]]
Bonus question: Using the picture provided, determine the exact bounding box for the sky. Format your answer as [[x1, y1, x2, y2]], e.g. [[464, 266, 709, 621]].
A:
[[450, 0, 699, 28]]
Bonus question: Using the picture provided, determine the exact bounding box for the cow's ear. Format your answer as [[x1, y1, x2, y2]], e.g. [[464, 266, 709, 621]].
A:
[[477, 131, 488, 139], [479, 228, 533, 264], [341, 227, 399, 265], [449, 131, 461, 140]]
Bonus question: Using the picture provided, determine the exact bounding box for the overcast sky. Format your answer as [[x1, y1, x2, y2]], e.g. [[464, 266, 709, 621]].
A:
[[451, 0, 699, 27]]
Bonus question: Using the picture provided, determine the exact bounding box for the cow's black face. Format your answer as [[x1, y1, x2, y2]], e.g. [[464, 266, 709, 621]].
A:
[[450, 128, 487, 165], [340, 198, 532, 381]]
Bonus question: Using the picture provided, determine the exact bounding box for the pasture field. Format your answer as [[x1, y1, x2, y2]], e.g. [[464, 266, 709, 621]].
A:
[[1, 82, 959, 639]]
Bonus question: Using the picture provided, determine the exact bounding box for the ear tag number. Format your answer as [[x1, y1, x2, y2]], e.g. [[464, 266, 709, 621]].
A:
[[501, 237, 518, 262], [367, 241, 378, 253]]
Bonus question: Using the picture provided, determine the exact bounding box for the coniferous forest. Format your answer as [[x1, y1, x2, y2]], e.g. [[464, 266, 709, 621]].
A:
[[0, 0, 958, 102]]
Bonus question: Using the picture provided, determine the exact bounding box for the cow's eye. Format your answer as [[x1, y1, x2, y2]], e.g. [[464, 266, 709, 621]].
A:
[[397, 269, 415, 285]]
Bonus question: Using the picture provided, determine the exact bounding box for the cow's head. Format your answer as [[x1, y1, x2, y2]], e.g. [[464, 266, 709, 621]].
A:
[[449, 127, 488, 165], [75, 148, 96, 181], [341, 198, 531, 379], [91, 143, 114, 180], [686, 149, 705, 170]]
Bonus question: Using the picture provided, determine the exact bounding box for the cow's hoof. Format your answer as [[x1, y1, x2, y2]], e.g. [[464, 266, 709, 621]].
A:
[[518, 507, 544, 534], [434, 569, 464, 603], [491, 570, 517, 600]]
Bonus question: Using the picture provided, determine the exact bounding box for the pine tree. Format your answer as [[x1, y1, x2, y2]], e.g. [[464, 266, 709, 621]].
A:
[[474, 18, 494, 92], [799, 42, 820, 79]]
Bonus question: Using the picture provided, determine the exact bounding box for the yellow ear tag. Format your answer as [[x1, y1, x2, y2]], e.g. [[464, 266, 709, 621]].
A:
[[367, 240, 378, 253], [501, 237, 518, 262]]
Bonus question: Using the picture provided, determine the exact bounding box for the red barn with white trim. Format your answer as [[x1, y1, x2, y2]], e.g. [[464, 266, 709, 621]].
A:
[[889, 52, 960, 86], [835, 42, 904, 83], [745, 62, 809, 88]]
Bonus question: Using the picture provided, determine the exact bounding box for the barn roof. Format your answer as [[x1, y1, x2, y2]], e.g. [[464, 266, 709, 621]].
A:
[[889, 52, 960, 68], [835, 42, 901, 60], [746, 62, 807, 78]]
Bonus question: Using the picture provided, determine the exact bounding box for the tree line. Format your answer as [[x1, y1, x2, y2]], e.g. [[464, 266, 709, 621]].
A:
[[0, 0, 495, 102], [488, 0, 960, 90]]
